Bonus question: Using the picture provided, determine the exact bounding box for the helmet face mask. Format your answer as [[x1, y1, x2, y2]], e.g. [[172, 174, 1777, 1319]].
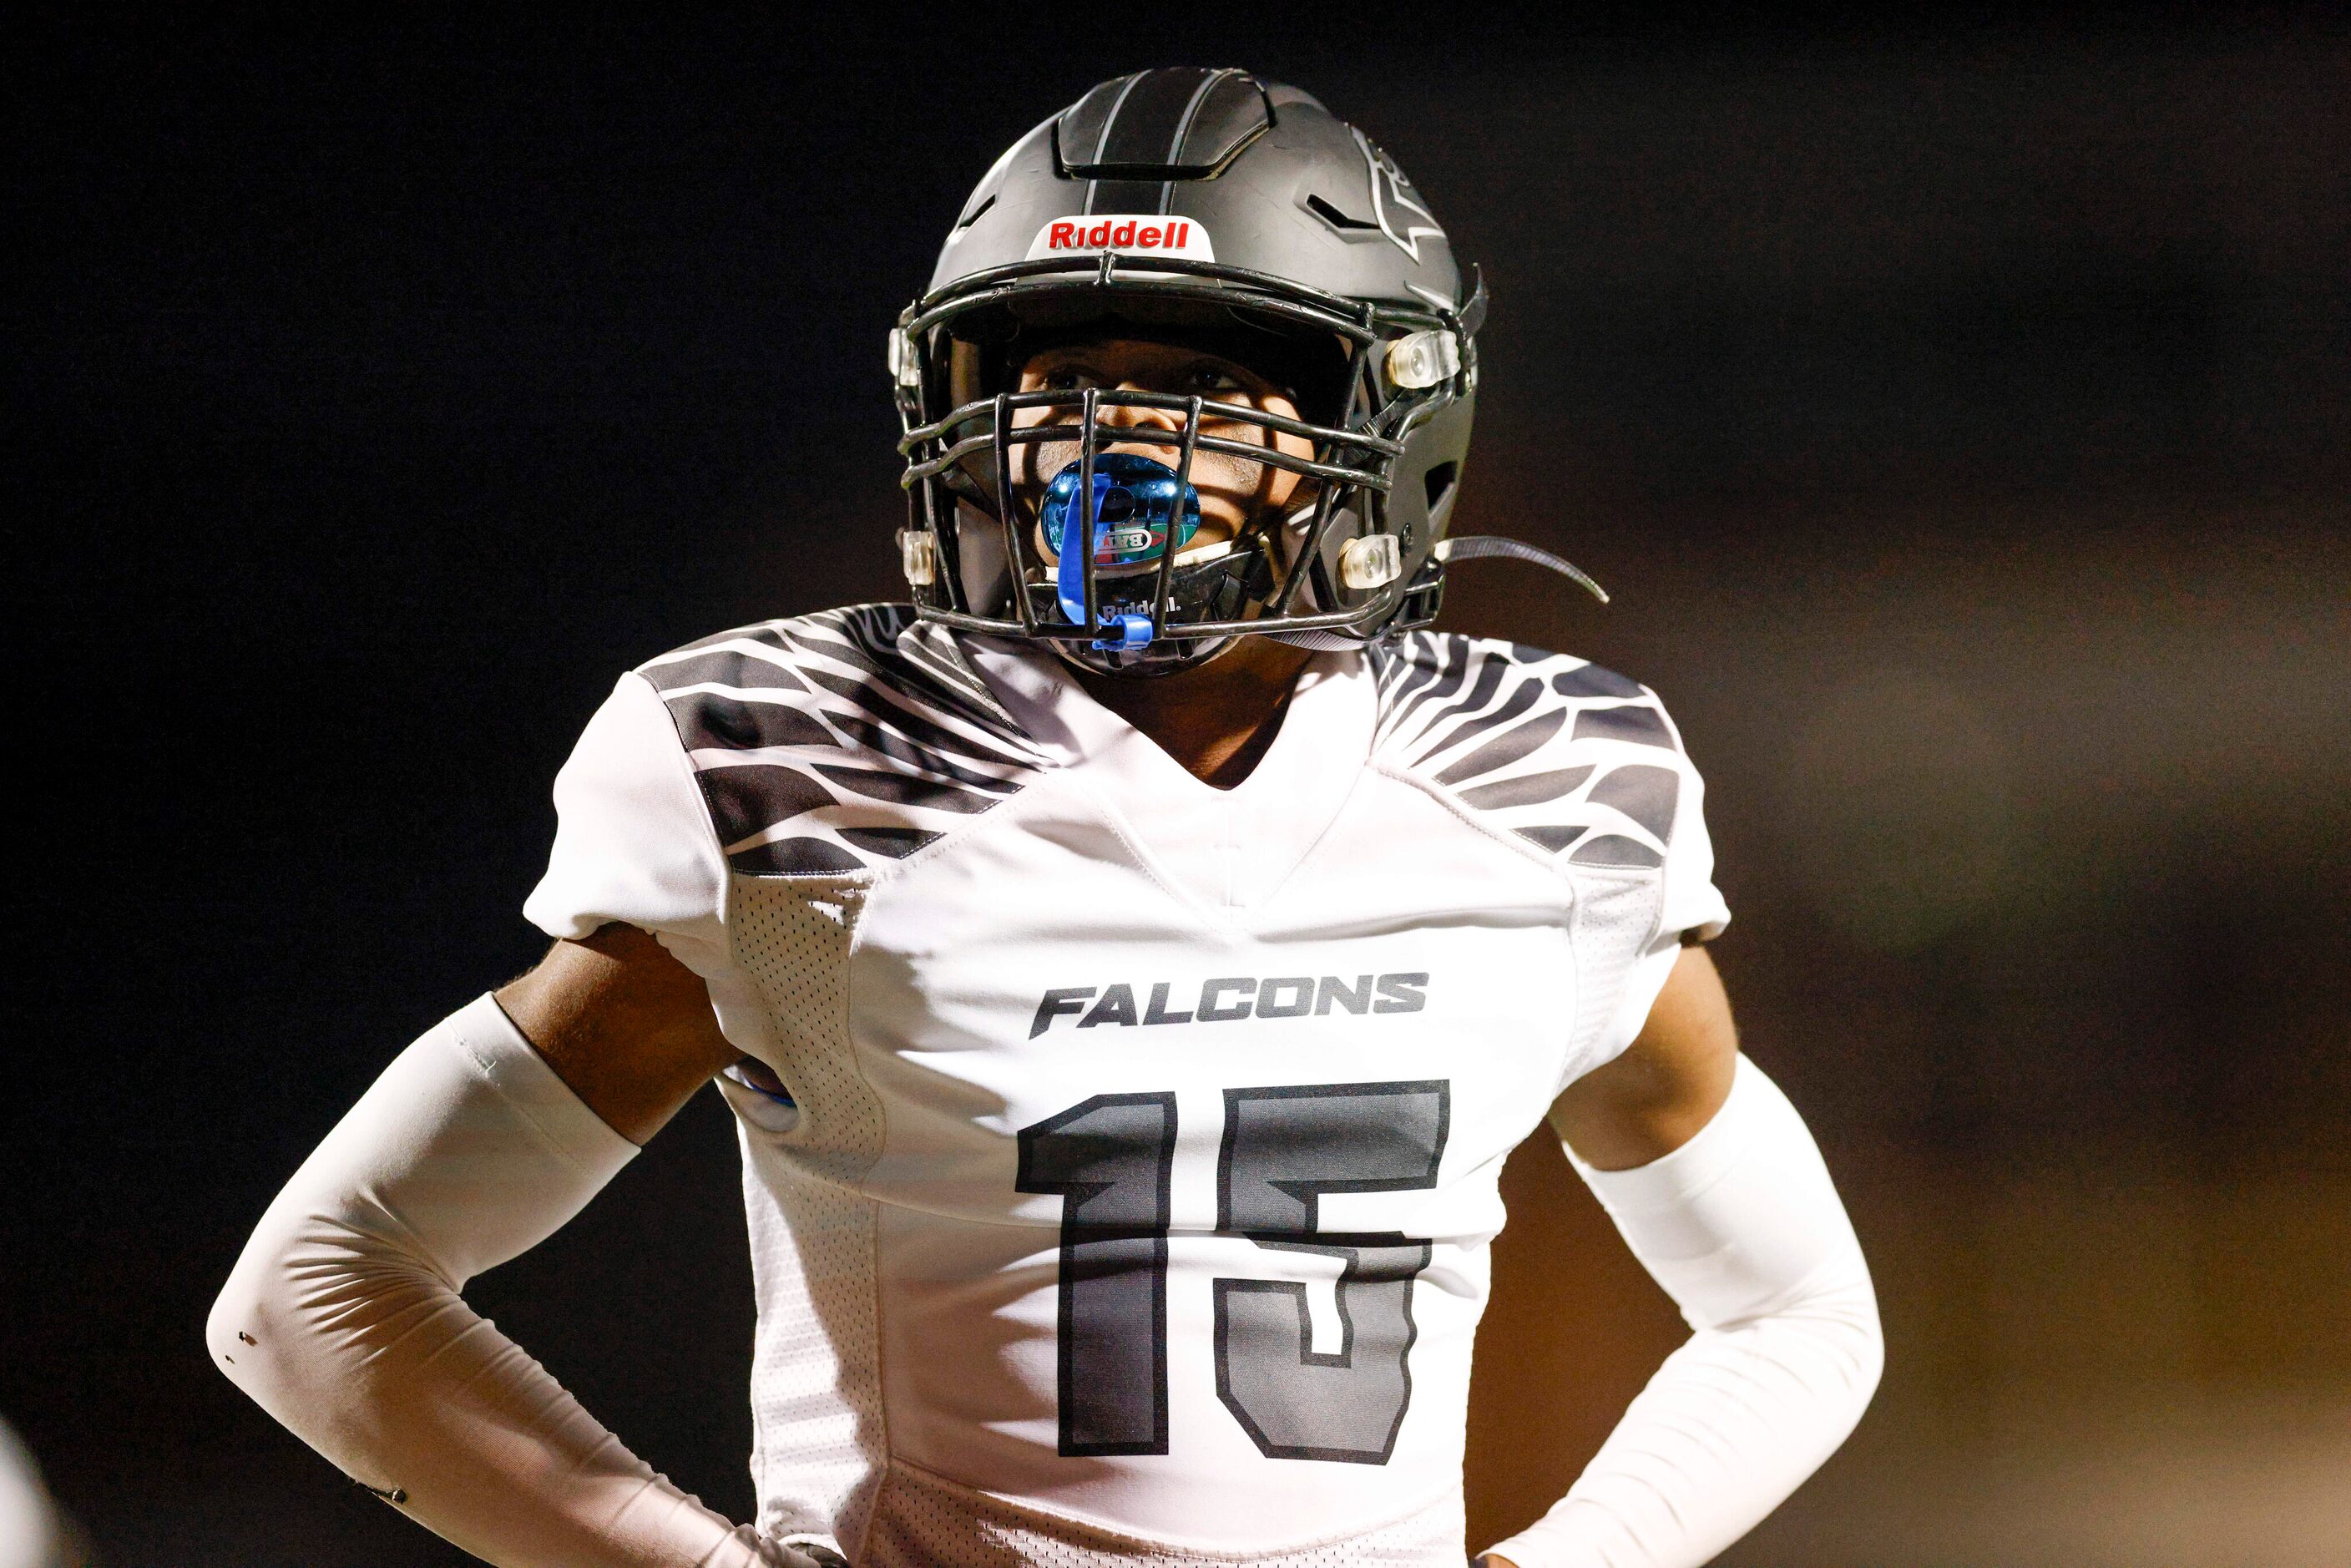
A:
[[892, 68, 1483, 674]]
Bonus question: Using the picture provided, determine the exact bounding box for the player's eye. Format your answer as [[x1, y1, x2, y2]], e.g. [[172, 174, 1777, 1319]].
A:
[[1188, 364, 1246, 395], [1039, 366, 1100, 392]]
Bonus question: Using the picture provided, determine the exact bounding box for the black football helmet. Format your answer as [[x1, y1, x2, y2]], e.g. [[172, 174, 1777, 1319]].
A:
[[892, 68, 1513, 672]]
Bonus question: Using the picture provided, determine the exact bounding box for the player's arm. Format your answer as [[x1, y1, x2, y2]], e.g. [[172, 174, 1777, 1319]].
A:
[[206, 926, 820, 1568], [1479, 947, 1883, 1568], [496, 922, 739, 1143]]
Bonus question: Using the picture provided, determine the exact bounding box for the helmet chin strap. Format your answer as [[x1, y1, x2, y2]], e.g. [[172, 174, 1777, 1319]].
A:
[[1437, 536, 1610, 603], [1058, 505, 1334, 663], [1054, 524, 1153, 650], [1044, 485, 1620, 668], [1267, 629, 1363, 652], [1048, 530, 1613, 667], [1270, 537, 1609, 652], [1047, 635, 1239, 680]]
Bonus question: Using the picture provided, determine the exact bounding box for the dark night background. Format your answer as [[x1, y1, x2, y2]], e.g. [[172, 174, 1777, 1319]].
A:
[[8, 11, 2348, 1565]]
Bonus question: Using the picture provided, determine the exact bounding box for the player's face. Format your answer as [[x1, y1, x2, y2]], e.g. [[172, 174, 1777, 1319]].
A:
[[1009, 339, 1317, 559]]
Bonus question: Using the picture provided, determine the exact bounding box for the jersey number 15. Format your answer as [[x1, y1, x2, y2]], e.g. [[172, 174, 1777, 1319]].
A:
[[1016, 1080, 1450, 1465]]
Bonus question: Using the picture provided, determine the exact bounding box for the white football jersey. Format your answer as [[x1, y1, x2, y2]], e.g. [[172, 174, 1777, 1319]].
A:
[[524, 605, 1729, 1566]]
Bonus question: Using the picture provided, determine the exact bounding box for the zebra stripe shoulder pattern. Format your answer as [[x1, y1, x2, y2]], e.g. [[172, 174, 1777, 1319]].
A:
[[637, 604, 1051, 878], [1369, 632, 1690, 871]]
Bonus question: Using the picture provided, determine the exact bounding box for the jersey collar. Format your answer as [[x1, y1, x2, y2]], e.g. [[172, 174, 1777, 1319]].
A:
[[958, 636, 1376, 918]]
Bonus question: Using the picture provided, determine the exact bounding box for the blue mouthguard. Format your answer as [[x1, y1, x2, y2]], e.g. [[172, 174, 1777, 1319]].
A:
[[1039, 453, 1203, 650]]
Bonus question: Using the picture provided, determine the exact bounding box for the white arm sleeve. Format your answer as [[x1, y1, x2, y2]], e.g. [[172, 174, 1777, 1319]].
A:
[[1484, 1057, 1883, 1568], [206, 996, 809, 1568]]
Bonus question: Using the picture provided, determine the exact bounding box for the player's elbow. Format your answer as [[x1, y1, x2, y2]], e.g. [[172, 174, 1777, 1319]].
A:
[[1714, 1248, 1885, 1449], [206, 1204, 311, 1410], [205, 1202, 423, 1419], [1828, 1271, 1885, 1424], [1791, 1256, 1885, 1435], [1849, 1276, 1886, 1406], [206, 1228, 281, 1414]]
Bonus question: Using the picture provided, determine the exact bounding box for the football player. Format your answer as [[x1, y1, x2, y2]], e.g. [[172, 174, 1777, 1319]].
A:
[[212, 69, 1881, 1567]]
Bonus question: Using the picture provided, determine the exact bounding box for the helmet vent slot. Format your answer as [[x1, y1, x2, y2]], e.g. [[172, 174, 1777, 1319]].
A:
[[1423, 461, 1459, 513], [1306, 194, 1380, 232], [954, 194, 997, 231], [1057, 68, 1273, 180]]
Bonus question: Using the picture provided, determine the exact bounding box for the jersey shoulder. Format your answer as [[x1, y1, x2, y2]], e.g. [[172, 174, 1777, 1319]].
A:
[[1367, 630, 1696, 870], [633, 604, 1050, 878]]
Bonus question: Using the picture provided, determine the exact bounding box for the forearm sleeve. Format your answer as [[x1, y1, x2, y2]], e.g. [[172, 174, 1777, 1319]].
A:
[[1484, 1056, 1883, 1568], [206, 995, 803, 1568]]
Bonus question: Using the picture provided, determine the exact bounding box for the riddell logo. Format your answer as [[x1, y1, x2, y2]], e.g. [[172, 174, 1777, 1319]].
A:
[[1025, 215, 1216, 263]]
